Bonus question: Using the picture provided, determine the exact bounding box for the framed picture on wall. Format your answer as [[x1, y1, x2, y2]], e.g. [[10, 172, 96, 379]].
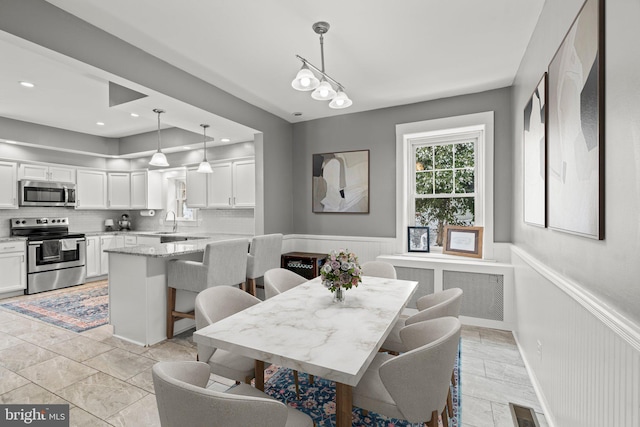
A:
[[523, 73, 547, 228], [547, 0, 604, 239], [408, 226, 430, 252], [443, 225, 483, 258], [312, 150, 370, 213]]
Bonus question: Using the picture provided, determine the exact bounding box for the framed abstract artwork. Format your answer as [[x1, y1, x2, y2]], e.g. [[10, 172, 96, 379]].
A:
[[523, 73, 547, 227], [312, 150, 370, 213], [547, 0, 604, 239]]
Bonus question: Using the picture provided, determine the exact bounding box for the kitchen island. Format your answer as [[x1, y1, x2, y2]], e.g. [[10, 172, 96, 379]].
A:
[[104, 234, 251, 346]]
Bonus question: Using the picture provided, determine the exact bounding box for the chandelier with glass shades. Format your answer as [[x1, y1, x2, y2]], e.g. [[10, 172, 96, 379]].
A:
[[196, 124, 213, 173], [149, 108, 169, 167], [291, 21, 352, 109]]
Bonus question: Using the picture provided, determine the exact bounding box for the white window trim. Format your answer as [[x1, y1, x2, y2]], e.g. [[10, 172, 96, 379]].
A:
[[395, 112, 495, 260]]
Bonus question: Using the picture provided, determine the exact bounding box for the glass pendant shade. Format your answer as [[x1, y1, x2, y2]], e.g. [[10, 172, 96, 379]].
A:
[[291, 64, 320, 91], [329, 90, 353, 109], [197, 161, 213, 173], [149, 151, 169, 167], [311, 79, 337, 100]]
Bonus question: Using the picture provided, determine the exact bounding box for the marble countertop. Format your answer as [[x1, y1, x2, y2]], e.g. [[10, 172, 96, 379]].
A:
[[193, 276, 419, 386], [103, 234, 251, 258]]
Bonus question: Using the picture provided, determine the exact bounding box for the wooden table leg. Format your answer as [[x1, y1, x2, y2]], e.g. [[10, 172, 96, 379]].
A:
[[335, 382, 353, 427], [254, 360, 264, 391]]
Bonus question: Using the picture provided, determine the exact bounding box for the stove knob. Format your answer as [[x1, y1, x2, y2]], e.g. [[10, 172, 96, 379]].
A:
[[21, 220, 26, 224], [15, 220, 20, 225]]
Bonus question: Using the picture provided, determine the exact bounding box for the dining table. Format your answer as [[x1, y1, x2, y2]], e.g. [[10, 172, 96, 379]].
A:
[[193, 275, 419, 427]]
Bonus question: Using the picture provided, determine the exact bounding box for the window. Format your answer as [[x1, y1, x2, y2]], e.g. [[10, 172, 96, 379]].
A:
[[412, 133, 479, 250], [395, 112, 494, 258], [165, 175, 197, 222]]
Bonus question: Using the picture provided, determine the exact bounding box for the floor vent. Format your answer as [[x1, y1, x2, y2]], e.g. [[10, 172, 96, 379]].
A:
[[509, 403, 540, 427]]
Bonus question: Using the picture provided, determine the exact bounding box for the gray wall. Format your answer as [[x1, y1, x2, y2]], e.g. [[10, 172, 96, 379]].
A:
[[0, 0, 294, 235], [511, 0, 640, 324], [292, 87, 513, 240]]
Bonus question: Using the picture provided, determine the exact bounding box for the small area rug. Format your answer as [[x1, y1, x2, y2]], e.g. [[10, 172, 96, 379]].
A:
[[0, 281, 109, 333], [261, 344, 461, 426]]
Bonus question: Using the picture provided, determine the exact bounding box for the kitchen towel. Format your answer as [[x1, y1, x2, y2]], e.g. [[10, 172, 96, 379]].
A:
[[42, 240, 60, 259], [61, 239, 77, 251]]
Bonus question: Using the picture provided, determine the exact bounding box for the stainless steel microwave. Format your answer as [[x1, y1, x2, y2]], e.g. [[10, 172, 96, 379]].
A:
[[19, 181, 76, 207]]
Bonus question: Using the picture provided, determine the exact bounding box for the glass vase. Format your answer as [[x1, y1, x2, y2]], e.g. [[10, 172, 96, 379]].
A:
[[333, 287, 346, 303]]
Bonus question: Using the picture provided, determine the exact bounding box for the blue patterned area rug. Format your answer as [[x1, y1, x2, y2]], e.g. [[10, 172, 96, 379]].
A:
[[0, 281, 108, 333], [262, 345, 461, 427]]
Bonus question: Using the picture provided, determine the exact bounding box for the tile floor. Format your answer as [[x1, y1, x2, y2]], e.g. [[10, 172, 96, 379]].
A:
[[0, 288, 547, 427]]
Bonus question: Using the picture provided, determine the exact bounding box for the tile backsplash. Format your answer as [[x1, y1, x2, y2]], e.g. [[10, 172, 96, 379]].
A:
[[0, 207, 254, 236]]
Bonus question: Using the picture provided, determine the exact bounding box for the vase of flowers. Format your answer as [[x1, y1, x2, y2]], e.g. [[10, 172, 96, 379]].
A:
[[321, 249, 362, 303]]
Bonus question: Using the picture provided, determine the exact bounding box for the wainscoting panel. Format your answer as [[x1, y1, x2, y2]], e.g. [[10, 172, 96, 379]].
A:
[[395, 267, 435, 308], [511, 246, 640, 427], [282, 234, 397, 263]]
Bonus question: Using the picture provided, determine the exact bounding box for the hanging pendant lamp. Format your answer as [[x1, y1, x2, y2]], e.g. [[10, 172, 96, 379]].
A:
[[149, 108, 169, 167], [197, 124, 213, 173], [292, 22, 352, 108]]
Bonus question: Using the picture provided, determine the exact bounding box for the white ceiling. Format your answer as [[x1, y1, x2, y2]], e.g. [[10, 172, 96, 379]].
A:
[[1, 1, 545, 148]]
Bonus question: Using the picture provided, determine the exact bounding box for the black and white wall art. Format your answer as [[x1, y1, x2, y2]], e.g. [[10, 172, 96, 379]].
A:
[[547, 0, 604, 239], [523, 73, 547, 227]]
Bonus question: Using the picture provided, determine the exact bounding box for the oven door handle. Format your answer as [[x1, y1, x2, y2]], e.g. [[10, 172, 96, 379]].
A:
[[29, 241, 44, 245]]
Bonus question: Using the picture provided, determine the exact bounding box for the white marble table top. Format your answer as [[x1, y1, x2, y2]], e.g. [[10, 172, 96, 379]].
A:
[[193, 276, 418, 386]]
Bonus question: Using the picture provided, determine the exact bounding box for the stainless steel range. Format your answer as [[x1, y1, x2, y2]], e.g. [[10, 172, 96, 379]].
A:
[[10, 217, 86, 294]]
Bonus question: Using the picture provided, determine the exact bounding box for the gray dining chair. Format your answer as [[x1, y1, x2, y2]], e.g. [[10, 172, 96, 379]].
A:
[[195, 286, 263, 384], [361, 260, 397, 279], [353, 317, 461, 427], [381, 287, 463, 354], [166, 238, 249, 338], [264, 268, 307, 300], [246, 233, 283, 296], [152, 360, 313, 427]]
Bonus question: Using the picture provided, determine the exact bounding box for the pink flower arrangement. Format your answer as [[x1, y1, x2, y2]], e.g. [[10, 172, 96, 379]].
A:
[[320, 249, 362, 292]]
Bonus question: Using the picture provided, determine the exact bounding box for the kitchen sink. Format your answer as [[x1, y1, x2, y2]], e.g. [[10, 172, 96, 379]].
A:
[[154, 231, 178, 235], [159, 235, 188, 243]]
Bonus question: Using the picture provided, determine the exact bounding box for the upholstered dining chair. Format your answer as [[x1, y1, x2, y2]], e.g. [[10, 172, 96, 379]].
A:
[[246, 233, 283, 296], [361, 260, 397, 279], [263, 268, 307, 300], [353, 317, 461, 427], [381, 287, 463, 354], [195, 286, 263, 384], [263, 267, 310, 397], [152, 360, 314, 427], [166, 238, 249, 339]]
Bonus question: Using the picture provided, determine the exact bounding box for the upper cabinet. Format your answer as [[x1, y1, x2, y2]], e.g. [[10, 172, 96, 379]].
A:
[[187, 158, 255, 209], [131, 170, 163, 210], [107, 172, 131, 209], [76, 169, 107, 209], [0, 161, 18, 209], [19, 163, 75, 183]]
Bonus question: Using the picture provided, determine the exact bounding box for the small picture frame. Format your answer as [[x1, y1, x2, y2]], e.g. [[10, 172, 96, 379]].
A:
[[407, 226, 430, 253], [443, 226, 484, 258]]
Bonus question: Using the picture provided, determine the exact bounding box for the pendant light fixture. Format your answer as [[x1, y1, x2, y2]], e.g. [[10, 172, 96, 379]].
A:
[[149, 108, 169, 167], [196, 124, 213, 173], [291, 21, 352, 109]]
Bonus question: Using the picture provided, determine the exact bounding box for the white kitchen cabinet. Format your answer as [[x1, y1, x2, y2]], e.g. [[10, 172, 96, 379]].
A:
[[0, 240, 26, 293], [100, 235, 125, 275], [76, 169, 107, 209], [0, 161, 18, 209], [19, 163, 75, 183], [130, 170, 163, 210], [232, 159, 255, 208], [107, 172, 131, 209], [206, 159, 255, 208], [186, 167, 208, 208], [207, 163, 233, 207], [85, 236, 101, 278], [123, 235, 137, 247]]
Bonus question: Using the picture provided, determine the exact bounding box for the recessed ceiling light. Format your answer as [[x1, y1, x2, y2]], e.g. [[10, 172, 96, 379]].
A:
[[292, 112, 303, 117], [182, 146, 191, 150], [221, 138, 230, 143], [19, 81, 35, 88], [4, 139, 17, 144], [130, 113, 139, 118], [96, 122, 105, 126]]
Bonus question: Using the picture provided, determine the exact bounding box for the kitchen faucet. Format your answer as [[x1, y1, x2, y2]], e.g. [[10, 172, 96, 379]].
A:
[[165, 210, 177, 232]]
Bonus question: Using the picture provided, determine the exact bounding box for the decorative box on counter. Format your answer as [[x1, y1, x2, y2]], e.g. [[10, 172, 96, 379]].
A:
[[281, 252, 327, 280]]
